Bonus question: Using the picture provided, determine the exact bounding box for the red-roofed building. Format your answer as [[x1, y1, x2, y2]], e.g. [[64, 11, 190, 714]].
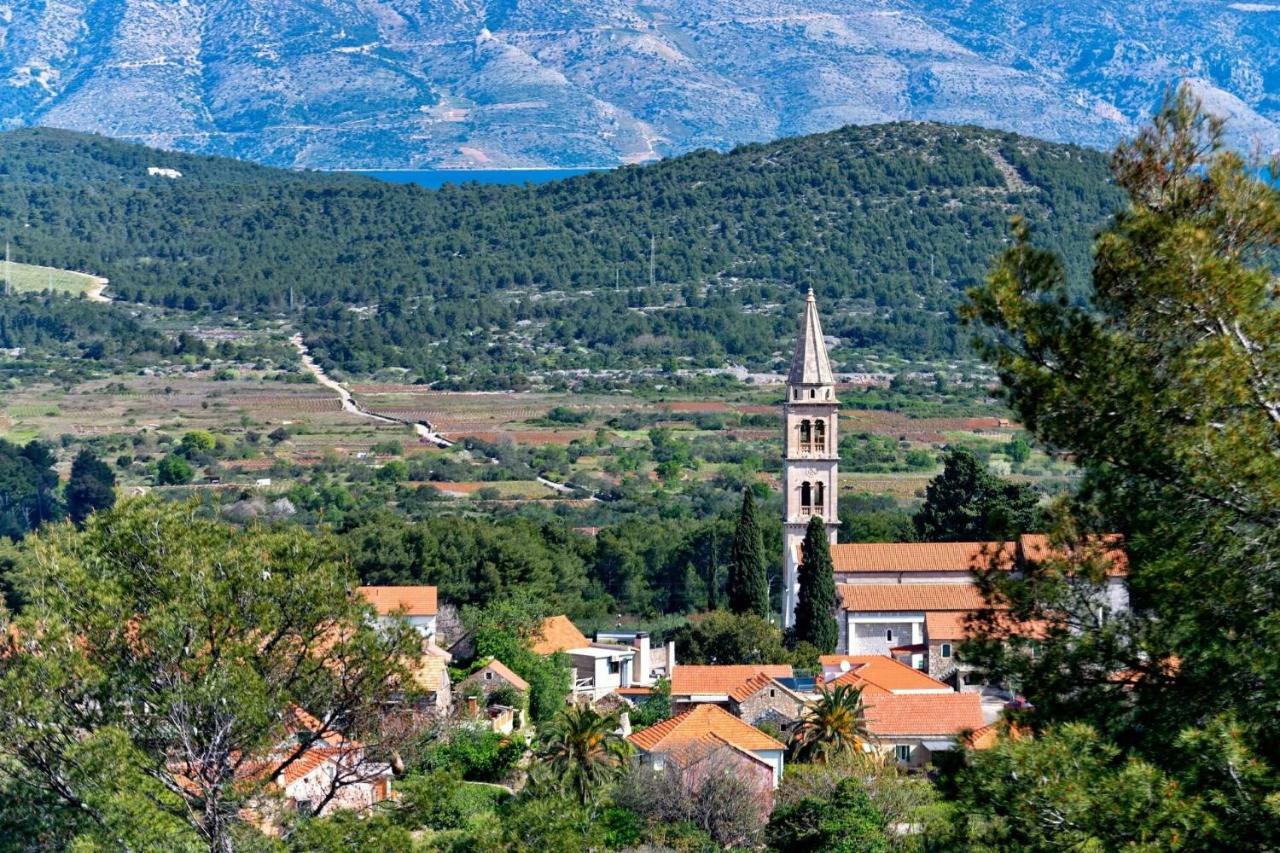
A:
[[861, 691, 986, 767], [818, 655, 954, 695], [628, 704, 787, 788], [358, 585, 439, 639]]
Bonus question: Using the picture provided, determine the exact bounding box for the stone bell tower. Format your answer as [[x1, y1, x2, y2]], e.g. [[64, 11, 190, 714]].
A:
[[781, 288, 839, 629]]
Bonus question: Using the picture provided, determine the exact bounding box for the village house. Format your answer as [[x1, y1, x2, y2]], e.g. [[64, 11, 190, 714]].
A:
[[668, 664, 795, 714], [359, 585, 440, 640], [532, 615, 645, 700], [818, 654, 956, 696], [456, 658, 530, 708], [628, 703, 787, 789], [860, 691, 986, 768]]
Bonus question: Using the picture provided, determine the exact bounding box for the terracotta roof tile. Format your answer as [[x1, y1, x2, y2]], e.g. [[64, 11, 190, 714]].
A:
[[358, 585, 438, 617], [728, 671, 803, 703], [862, 692, 985, 737], [628, 704, 784, 753], [821, 655, 952, 694], [831, 542, 1015, 573], [839, 583, 991, 612], [924, 611, 974, 641], [464, 659, 530, 692], [1019, 534, 1128, 577], [670, 664, 794, 697], [529, 615, 589, 655]]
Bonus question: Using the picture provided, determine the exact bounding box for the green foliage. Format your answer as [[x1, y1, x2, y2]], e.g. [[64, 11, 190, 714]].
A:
[[534, 705, 632, 805], [0, 124, 1120, 384], [728, 489, 770, 617], [960, 89, 1280, 847], [0, 439, 63, 540], [284, 810, 413, 852], [0, 498, 420, 849], [395, 770, 511, 832], [178, 430, 217, 455], [629, 677, 673, 728], [423, 728, 523, 784], [913, 447, 1040, 540], [468, 600, 572, 725], [154, 453, 193, 485], [944, 724, 1208, 850], [788, 684, 869, 764], [673, 610, 791, 665], [794, 517, 838, 653], [65, 448, 116, 526], [767, 779, 890, 852]]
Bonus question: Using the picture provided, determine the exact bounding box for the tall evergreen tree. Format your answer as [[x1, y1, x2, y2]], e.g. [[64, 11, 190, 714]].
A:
[[794, 517, 838, 653], [913, 447, 1039, 541], [66, 448, 116, 527], [729, 489, 770, 617]]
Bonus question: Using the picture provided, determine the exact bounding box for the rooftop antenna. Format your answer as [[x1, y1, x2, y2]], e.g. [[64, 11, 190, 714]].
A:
[[4, 241, 10, 296]]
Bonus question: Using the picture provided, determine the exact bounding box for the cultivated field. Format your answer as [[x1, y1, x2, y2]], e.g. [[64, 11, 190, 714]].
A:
[[4, 261, 105, 297]]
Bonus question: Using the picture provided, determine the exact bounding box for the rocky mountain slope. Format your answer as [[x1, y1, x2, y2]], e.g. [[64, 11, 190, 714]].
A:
[[2, 1, 1276, 168]]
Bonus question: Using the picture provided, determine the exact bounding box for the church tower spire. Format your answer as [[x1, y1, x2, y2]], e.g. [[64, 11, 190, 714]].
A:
[[781, 288, 839, 628]]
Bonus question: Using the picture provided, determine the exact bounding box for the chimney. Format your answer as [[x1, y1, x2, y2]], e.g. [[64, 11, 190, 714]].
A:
[[619, 710, 632, 737], [634, 632, 651, 685], [465, 696, 479, 718], [666, 640, 676, 676]]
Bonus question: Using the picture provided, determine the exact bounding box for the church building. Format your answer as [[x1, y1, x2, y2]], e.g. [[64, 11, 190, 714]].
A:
[[779, 293, 1128, 688], [781, 289, 840, 629]]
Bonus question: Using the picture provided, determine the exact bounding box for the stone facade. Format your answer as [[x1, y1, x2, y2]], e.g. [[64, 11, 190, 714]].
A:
[[730, 683, 806, 730]]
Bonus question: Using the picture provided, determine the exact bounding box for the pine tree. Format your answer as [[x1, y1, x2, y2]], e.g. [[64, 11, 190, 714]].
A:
[[729, 489, 770, 617], [794, 517, 838, 653], [66, 448, 116, 527]]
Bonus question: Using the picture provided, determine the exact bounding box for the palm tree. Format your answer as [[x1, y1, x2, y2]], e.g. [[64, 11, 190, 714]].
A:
[[535, 705, 633, 804], [789, 683, 870, 763]]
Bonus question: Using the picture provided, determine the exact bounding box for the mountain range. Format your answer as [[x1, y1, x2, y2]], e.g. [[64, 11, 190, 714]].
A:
[[2, 0, 1277, 169]]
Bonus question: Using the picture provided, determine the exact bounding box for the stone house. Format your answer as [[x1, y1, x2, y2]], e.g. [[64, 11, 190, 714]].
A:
[[726, 672, 808, 731]]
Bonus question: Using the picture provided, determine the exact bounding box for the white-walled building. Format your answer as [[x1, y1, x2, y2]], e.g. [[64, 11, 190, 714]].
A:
[[358, 585, 438, 639]]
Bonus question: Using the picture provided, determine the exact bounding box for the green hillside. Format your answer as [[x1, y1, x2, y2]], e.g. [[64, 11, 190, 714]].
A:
[[0, 125, 1122, 384]]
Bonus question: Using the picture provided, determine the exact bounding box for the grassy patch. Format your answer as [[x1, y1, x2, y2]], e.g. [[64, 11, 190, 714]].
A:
[[4, 261, 101, 296]]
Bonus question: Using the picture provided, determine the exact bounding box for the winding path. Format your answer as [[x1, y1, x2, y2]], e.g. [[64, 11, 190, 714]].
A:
[[289, 333, 452, 447]]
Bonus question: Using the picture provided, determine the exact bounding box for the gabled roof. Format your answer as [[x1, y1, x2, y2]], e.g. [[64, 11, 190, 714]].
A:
[[924, 611, 973, 641], [787, 289, 834, 386], [463, 659, 530, 693], [670, 664, 795, 697], [830, 542, 1015, 573], [529, 615, 589, 655], [358, 585, 438, 617], [728, 671, 806, 704], [629, 703, 784, 754], [820, 655, 952, 694], [839, 583, 991, 613], [862, 692, 985, 737], [412, 653, 450, 691]]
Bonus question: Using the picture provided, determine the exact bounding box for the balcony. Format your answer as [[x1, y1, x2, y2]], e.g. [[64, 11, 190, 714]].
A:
[[796, 443, 827, 455]]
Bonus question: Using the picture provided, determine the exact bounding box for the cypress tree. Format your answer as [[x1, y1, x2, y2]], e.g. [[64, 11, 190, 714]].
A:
[[66, 448, 116, 526], [729, 489, 770, 617], [795, 516, 838, 653]]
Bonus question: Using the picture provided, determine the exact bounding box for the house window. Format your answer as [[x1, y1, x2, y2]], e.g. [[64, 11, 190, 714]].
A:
[[485, 671, 493, 680], [608, 660, 621, 675], [894, 745, 911, 763], [885, 628, 894, 643], [769, 688, 777, 698], [941, 643, 952, 659]]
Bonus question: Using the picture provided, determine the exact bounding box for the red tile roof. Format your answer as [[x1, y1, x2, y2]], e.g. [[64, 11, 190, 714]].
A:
[[628, 703, 784, 753], [1019, 534, 1128, 577], [358, 585, 438, 617], [831, 542, 1015, 573], [862, 692, 985, 737], [670, 664, 794, 697], [839, 583, 991, 612], [821, 655, 952, 694], [728, 671, 805, 703], [464, 659, 530, 693], [529, 615, 590, 655], [924, 611, 974, 641]]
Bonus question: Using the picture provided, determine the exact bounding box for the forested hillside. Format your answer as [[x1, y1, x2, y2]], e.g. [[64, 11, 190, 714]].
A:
[[0, 124, 1122, 383]]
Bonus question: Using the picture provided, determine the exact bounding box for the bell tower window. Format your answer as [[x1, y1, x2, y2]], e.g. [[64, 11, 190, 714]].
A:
[[800, 481, 812, 515], [814, 481, 825, 510], [813, 420, 826, 452]]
